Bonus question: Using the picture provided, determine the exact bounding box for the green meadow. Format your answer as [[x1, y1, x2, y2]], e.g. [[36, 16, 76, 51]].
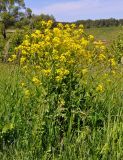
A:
[[86, 26, 123, 42]]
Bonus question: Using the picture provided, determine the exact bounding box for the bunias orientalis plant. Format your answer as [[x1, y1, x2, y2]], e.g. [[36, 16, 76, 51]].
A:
[[8, 20, 121, 156]]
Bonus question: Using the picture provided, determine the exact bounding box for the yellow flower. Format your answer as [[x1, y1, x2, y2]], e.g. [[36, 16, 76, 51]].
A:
[[57, 23, 63, 29], [60, 55, 66, 62], [47, 20, 53, 28], [81, 38, 89, 46], [88, 35, 94, 41], [42, 69, 51, 76], [58, 98, 65, 107], [107, 79, 111, 83], [53, 28, 61, 35], [8, 58, 13, 62], [11, 54, 17, 60], [96, 84, 104, 93], [65, 24, 70, 29], [56, 76, 63, 82], [25, 35, 29, 39], [22, 50, 27, 55], [52, 37, 60, 46], [79, 24, 84, 29], [20, 57, 26, 64], [32, 77, 41, 85], [100, 45, 106, 50], [41, 20, 46, 26], [22, 40, 30, 46], [111, 70, 116, 75], [21, 82, 25, 87], [99, 54, 106, 61], [68, 59, 74, 64], [64, 69, 70, 75], [35, 30, 41, 35], [109, 58, 116, 66], [45, 36, 50, 42], [82, 69, 88, 75], [71, 23, 76, 29], [24, 89, 30, 97], [35, 65, 41, 69], [22, 65, 28, 71], [94, 40, 103, 46]]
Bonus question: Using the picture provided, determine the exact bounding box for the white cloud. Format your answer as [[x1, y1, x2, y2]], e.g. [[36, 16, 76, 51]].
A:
[[33, 0, 123, 22], [41, 0, 100, 14]]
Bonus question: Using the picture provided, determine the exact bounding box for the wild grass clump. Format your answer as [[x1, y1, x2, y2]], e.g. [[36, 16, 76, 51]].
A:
[[0, 21, 123, 159]]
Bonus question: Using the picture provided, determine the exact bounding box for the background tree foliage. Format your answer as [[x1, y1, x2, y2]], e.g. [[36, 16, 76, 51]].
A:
[[0, 0, 25, 38], [75, 18, 120, 28]]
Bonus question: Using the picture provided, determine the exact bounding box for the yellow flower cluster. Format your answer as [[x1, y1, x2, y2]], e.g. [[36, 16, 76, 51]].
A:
[[10, 20, 119, 95], [108, 58, 116, 67], [32, 77, 41, 85], [96, 84, 104, 93], [13, 22, 95, 81], [24, 89, 30, 97], [8, 54, 17, 62]]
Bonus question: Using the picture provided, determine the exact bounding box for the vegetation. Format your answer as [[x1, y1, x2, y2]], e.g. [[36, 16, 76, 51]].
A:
[[85, 26, 123, 42], [0, 0, 25, 39], [75, 18, 121, 28], [0, 20, 122, 159], [1, 1, 123, 159]]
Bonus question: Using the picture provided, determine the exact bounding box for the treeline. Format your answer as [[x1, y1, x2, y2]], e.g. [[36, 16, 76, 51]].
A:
[[56, 18, 123, 28], [75, 18, 123, 28]]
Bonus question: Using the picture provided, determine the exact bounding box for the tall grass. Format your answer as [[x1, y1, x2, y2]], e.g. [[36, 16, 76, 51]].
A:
[[0, 63, 123, 159]]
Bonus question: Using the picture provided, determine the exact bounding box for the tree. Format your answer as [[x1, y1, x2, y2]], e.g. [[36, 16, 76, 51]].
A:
[[26, 8, 32, 19], [0, 0, 25, 39]]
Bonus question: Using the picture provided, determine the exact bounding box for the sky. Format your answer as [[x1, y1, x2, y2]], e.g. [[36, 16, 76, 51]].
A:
[[25, 0, 123, 22]]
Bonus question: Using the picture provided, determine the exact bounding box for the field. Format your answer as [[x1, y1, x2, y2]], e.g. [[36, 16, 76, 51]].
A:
[[0, 23, 123, 159], [86, 26, 123, 42]]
